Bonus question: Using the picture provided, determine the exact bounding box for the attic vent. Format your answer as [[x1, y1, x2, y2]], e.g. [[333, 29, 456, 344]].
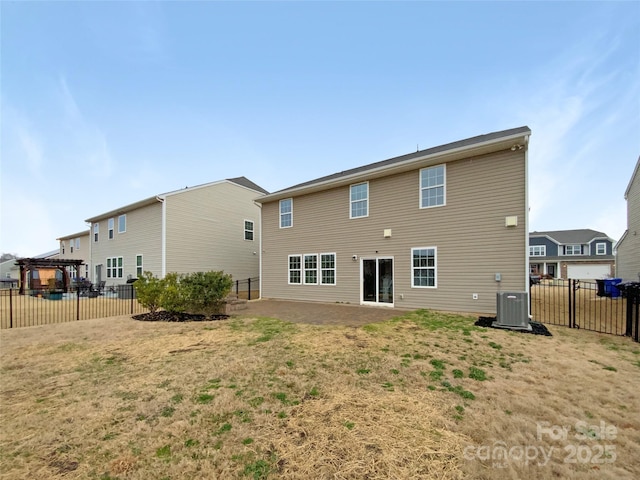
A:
[[493, 292, 532, 331]]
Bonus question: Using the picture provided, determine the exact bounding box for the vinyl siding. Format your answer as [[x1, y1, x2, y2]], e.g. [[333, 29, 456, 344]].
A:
[[164, 182, 261, 281], [90, 202, 162, 286], [617, 167, 640, 281], [58, 232, 91, 278], [262, 149, 527, 314]]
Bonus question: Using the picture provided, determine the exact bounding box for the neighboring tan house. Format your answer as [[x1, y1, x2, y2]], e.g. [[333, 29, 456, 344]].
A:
[[256, 126, 531, 315], [616, 156, 640, 282], [85, 177, 267, 287], [57, 230, 91, 281], [529, 229, 616, 280], [0, 258, 20, 288]]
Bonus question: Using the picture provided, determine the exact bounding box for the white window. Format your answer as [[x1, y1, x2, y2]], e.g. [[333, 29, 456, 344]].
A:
[[75, 238, 80, 250], [529, 245, 546, 256], [118, 214, 126, 233], [320, 253, 336, 285], [70, 240, 74, 253], [595, 243, 606, 255], [280, 199, 293, 228], [108, 218, 114, 239], [288, 255, 301, 284], [93, 223, 99, 242], [412, 247, 437, 288], [350, 182, 368, 218], [106, 256, 123, 278], [136, 255, 143, 277], [244, 220, 254, 241], [61, 242, 65, 255], [420, 165, 445, 208], [565, 245, 581, 255], [304, 254, 318, 285]]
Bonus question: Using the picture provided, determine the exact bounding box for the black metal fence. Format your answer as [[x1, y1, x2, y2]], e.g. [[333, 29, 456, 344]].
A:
[[0, 284, 146, 329], [234, 277, 260, 301], [531, 279, 639, 342]]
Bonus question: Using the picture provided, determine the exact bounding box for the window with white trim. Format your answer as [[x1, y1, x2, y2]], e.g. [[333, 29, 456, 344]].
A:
[[108, 218, 114, 239], [565, 245, 581, 255], [118, 214, 126, 233], [304, 254, 318, 285], [280, 198, 293, 228], [288, 255, 301, 284], [420, 165, 445, 208], [136, 255, 143, 277], [75, 238, 80, 250], [70, 240, 74, 253], [529, 245, 546, 256], [93, 223, 99, 242], [412, 247, 437, 287], [595, 242, 606, 255], [350, 182, 368, 218], [61, 242, 65, 255], [320, 253, 336, 285], [106, 256, 123, 278], [244, 220, 254, 241]]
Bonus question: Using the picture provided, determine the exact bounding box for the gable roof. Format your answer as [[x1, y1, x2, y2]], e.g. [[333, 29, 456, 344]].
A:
[[257, 126, 531, 203], [625, 156, 640, 199], [57, 230, 90, 241], [85, 177, 267, 223], [530, 229, 613, 244]]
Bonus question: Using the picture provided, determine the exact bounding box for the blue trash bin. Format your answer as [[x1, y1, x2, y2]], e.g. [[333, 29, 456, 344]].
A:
[[604, 278, 622, 298]]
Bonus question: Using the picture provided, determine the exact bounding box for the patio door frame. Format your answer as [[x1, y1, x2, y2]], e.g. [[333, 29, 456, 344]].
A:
[[360, 256, 394, 307]]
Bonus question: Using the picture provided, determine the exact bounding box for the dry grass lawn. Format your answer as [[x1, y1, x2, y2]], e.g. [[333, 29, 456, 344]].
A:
[[0, 309, 639, 479]]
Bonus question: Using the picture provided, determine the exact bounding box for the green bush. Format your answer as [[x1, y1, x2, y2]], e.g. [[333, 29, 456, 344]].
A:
[[135, 270, 233, 316], [133, 271, 164, 313]]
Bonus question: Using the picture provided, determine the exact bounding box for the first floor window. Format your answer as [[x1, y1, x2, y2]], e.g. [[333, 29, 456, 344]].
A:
[[529, 245, 546, 256], [304, 254, 318, 284], [321, 253, 336, 285], [106, 256, 123, 279], [244, 220, 254, 241], [288, 255, 301, 284], [136, 255, 143, 277], [412, 247, 437, 288]]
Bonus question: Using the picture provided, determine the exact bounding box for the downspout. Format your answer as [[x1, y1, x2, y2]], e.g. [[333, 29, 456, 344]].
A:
[[254, 200, 263, 300], [524, 135, 531, 316], [87, 222, 93, 281], [158, 196, 166, 277]]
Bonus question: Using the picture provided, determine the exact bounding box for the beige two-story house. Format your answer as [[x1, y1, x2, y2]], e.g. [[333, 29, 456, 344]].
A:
[[85, 177, 267, 287], [616, 156, 640, 282], [256, 126, 531, 314], [57, 230, 91, 280]]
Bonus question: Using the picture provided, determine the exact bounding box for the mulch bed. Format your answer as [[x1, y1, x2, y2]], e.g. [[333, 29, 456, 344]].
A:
[[475, 316, 552, 336], [132, 311, 230, 322]]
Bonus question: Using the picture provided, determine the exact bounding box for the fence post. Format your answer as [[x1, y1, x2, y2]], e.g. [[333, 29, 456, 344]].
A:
[[77, 286, 81, 321], [248, 278, 251, 301], [236, 280, 239, 296], [9, 288, 13, 329], [568, 279, 573, 328], [130, 284, 134, 314]]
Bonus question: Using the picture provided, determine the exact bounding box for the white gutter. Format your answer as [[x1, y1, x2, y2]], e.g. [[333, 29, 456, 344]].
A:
[[254, 201, 263, 300]]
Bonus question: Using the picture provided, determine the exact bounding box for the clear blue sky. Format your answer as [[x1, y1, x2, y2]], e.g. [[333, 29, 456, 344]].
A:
[[1, 1, 639, 257]]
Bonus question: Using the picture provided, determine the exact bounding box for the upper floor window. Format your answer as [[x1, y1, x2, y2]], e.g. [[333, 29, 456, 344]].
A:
[[75, 238, 80, 250], [565, 245, 581, 255], [70, 240, 74, 253], [61, 242, 65, 255], [529, 245, 546, 256], [108, 218, 115, 239], [595, 242, 606, 255], [420, 165, 445, 208], [412, 247, 437, 288], [93, 223, 99, 242], [244, 220, 254, 241], [350, 182, 368, 218], [280, 198, 293, 228], [118, 214, 126, 233]]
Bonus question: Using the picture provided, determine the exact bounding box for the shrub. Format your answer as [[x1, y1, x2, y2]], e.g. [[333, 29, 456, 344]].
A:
[[181, 271, 233, 316], [160, 272, 187, 314], [133, 271, 164, 313]]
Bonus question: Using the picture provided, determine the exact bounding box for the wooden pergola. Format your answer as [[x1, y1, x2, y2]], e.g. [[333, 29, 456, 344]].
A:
[[15, 258, 84, 295]]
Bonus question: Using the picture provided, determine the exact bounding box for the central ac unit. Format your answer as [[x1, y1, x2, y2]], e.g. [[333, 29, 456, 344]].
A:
[[493, 291, 532, 331]]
